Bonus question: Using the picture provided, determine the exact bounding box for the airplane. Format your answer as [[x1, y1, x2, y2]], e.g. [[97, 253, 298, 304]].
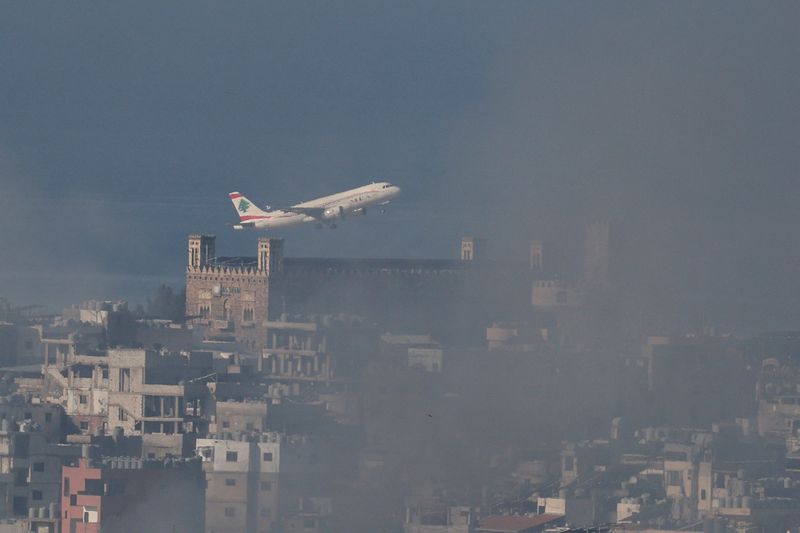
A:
[[228, 182, 401, 231]]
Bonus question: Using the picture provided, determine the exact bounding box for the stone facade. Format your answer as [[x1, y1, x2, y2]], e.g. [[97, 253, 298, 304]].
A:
[[185, 235, 284, 349]]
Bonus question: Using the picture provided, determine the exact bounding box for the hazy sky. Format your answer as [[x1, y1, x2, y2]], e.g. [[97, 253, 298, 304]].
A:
[[1, 1, 799, 330]]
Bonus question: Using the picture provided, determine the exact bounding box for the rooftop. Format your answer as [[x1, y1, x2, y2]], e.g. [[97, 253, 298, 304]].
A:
[[480, 514, 564, 533], [207, 256, 464, 273]]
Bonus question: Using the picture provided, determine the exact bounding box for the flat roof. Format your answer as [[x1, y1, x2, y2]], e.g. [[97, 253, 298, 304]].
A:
[[480, 514, 564, 533], [207, 256, 465, 273]]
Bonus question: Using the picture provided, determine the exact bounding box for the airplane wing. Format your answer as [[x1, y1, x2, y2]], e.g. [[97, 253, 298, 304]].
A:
[[279, 206, 327, 218]]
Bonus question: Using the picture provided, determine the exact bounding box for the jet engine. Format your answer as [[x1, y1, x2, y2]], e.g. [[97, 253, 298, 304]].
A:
[[323, 206, 346, 219]]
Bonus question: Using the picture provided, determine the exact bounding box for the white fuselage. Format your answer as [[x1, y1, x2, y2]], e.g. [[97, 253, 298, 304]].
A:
[[240, 182, 400, 230]]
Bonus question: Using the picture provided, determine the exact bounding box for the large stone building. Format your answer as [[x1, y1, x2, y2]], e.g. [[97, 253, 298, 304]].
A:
[[185, 235, 532, 349], [186, 235, 284, 350]]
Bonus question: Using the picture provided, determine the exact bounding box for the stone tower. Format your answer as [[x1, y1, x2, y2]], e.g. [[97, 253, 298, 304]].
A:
[[188, 234, 215, 269], [530, 240, 544, 273], [258, 237, 284, 276], [461, 237, 487, 262]]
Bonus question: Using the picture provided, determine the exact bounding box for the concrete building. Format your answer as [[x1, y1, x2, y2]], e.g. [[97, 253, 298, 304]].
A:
[[196, 432, 325, 533], [211, 401, 268, 436], [44, 349, 109, 434], [45, 347, 214, 457], [0, 324, 42, 367], [404, 500, 477, 533], [0, 417, 80, 523], [61, 454, 204, 533], [477, 515, 565, 533], [261, 318, 332, 383], [0, 399, 63, 444], [106, 349, 212, 458], [756, 358, 800, 438]]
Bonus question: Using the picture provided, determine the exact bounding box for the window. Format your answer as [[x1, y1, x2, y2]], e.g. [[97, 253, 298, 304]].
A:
[[147, 453, 156, 459], [226, 451, 238, 462], [667, 470, 682, 486], [44, 413, 52, 423], [563, 456, 574, 471], [82, 506, 98, 523], [63, 476, 70, 497], [84, 479, 103, 496], [263, 452, 273, 462], [118, 409, 127, 421], [260, 481, 271, 491], [32, 490, 42, 501], [222, 421, 230, 429], [246, 422, 254, 431], [243, 308, 254, 322], [79, 395, 88, 405], [119, 368, 131, 392], [80, 421, 89, 431], [12, 496, 27, 516], [14, 434, 29, 458], [224, 507, 235, 517], [701, 489, 707, 500], [225, 478, 236, 486], [33, 462, 44, 472], [24, 412, 31, 419]]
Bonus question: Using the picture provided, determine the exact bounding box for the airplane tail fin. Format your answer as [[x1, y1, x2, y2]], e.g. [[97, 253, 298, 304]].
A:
[[229, 192, 268, 221]]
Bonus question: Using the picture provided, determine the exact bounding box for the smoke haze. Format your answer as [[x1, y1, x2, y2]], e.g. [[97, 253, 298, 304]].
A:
[[1, 1, 799, 326]]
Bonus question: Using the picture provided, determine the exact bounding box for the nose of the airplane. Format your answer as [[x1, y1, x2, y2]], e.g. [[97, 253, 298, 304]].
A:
[[392, 185, 401, 195]]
